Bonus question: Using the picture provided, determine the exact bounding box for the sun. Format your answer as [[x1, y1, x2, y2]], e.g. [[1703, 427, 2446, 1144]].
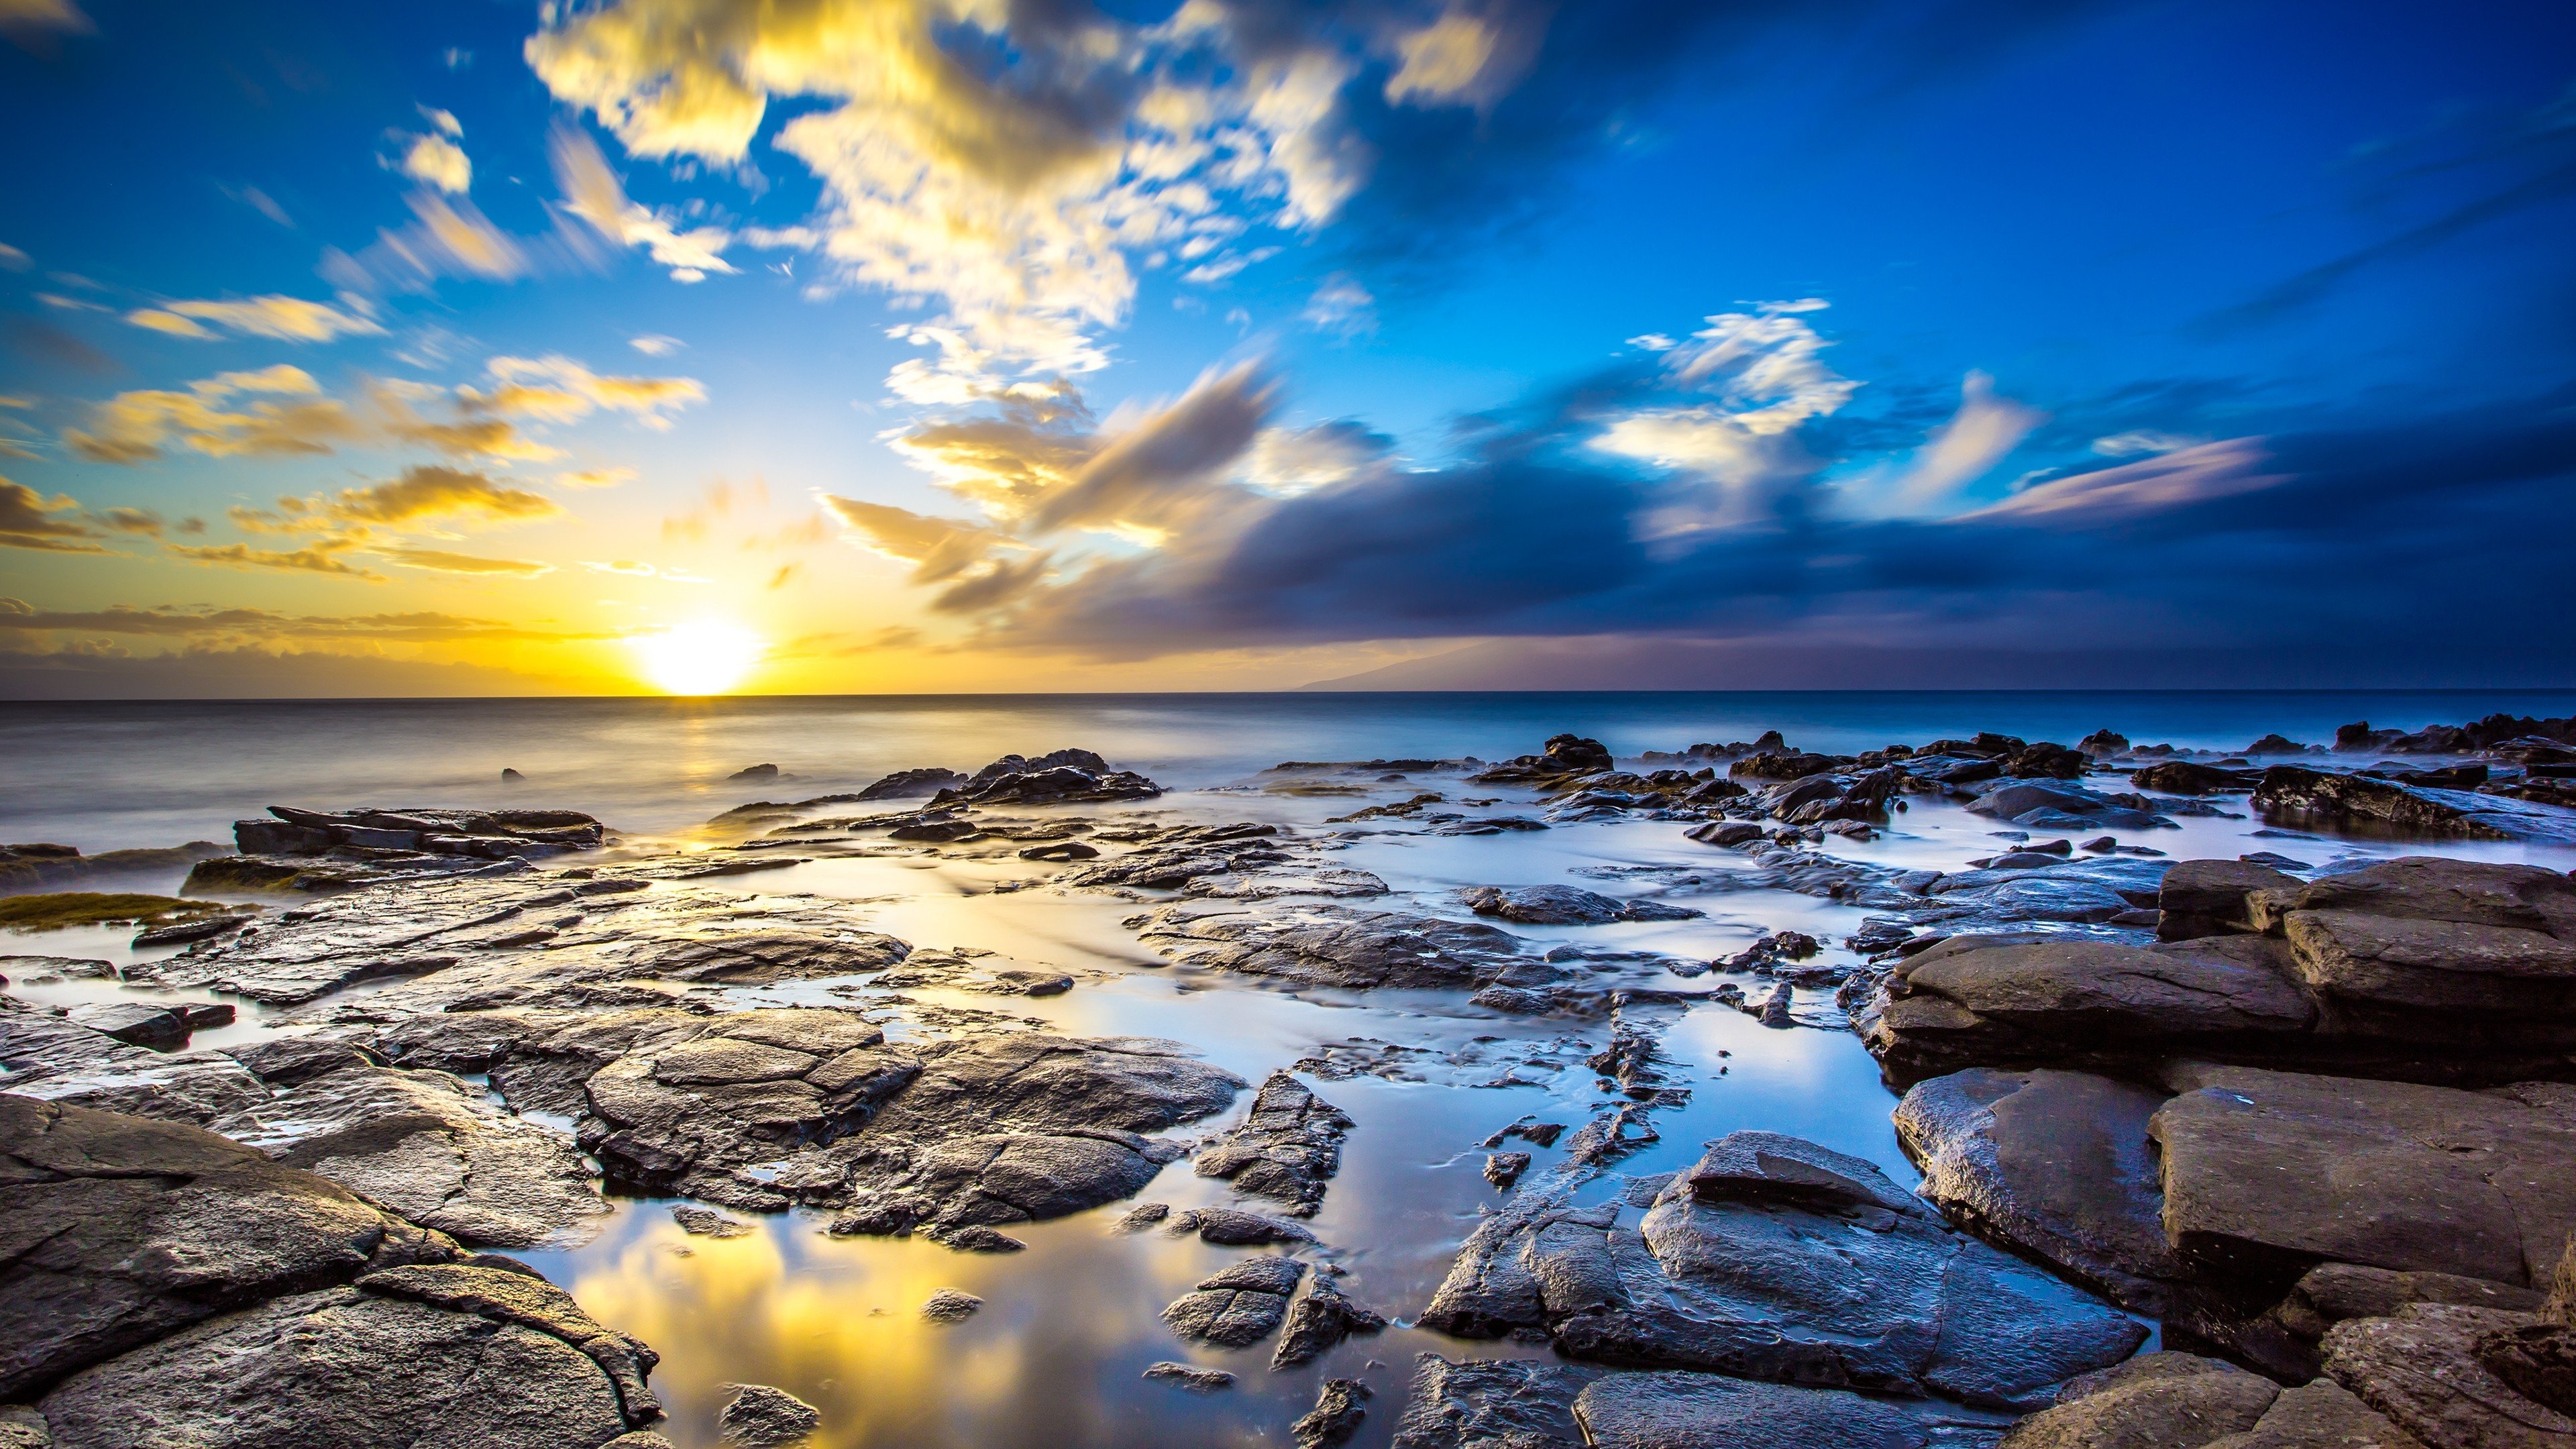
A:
[[629, 620, 766, 696]]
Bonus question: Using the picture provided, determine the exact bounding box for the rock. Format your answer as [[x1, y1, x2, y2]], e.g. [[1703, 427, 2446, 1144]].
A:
[[2277, 908, 2576, 1021], [856, 767, 967, 800], [1729, 751, 1840, 782], [1193, 1069, 1352, 1213], [717, 1383, 820, 1447], [1387, 1354, 1960, 1449], [0, 1010, 268, 1126], [1970, 781, 2167, 831], [1162, 1256, 1307, 1347], [574, 1008, 924, 1204], [1686, 821, 1766, 848], [2160, 859, 2305, 939], [1996, 1351, 2283, 1448], [1116, 1201, 1171, 1231], [821, 1034, 1239, 1232], [0, 1096, 461, 1402], [1417, 1132, 2145, 1407], [1271, 1274, 1388, 1369], [1142, 1362, 1234, 1391], [1484, 1151, 1532, 1189], [1472, 735, 1615, 786], [1460, 885, 1698, 925], [728, 764, 781, 782], [2326, 1303, 2576, 1449], [2275, 1263, 2548, 1343], [1018, 840, 1099, 861], [223, 1036, 389, 1085], [2249, 735, 2318, 756], [1862, 933, 2316, 1085], [1295, 1378, 1371, 1449], [1895, 1067, 2185, 1312], [672, 1206, 752, 1238], [2479, 1320, 2576, 1419], [2255, 767, 2576, 843], [37, 1277, 654, 1449], [59, 1002, 187, 1049], [938, 1225, 1026, 1252], [1134, 903, 1543, 990], [2080, 729, 2132, 757], [2152, 1065, 2576, 1290], [1175, 1206, 1316, 1245], [920, 1289, 982, 1323], [211, 1063, 610, 1249], [2136, 761, 2260, 795], [934, 749, 1160, 806]]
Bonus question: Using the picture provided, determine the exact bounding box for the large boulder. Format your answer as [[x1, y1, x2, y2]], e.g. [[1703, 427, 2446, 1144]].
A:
[[2152, 1065, 2576, 1291], [1417, 1132, 2144, 1408], [1387, 1354, 1979, 1449], [37, 1267, 658, 1449], [2326, 1303, 2576, 1449], [1997, 1350, 2425, 1449], [0, 1097, 455, 1401]]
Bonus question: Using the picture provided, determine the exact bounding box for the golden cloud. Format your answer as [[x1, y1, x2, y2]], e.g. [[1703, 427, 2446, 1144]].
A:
[[125, 295, 384, 343], [374, 545, 555, 577], [401, 133, 473, 194], [0, 599, 604, 643], [166, 537, 388, 580], [326, 465, 564, 526], [64, 365, 362, 464], [0, 477, 107, 551]]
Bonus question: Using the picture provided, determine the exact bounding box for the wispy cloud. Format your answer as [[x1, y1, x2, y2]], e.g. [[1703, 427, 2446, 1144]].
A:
[[124, 294, 384, 343]]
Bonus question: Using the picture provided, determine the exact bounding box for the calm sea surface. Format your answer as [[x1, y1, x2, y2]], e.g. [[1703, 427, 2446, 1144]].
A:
[[8, 690, 2576, 851], [8, 690, 2576, 1448]]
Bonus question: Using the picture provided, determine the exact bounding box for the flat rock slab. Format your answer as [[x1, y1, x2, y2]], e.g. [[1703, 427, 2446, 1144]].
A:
[[1896, 1067, 2184, 1313], [211, 1063, 608, 1249], [1388, 1354, 1993, 1449], [1132, 903, 1549, 990], [1998, 1349, 2426, 1449], [1419, 1131, 2145, 1409], [0, 1010, 268, 1126], [2327, 1303, 2576, 1449], [1163, 1256, 1309, 1347], [2153, 1066, 2576, 1289]]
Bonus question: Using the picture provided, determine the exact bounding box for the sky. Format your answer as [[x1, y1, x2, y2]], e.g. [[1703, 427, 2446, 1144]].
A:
[[1, 0, 2572, 696]]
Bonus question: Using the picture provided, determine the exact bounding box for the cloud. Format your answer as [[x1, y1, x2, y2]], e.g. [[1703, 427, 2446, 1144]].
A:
[[325, 465, 564, 526], [1864, 371, 2047, 514], [374, 545, 553, 577], [819, 495, 1018, 584], [401, 133, 473, 194], [92, 506, 163, 535], [518, 0, 1582, 383], [1966, 438, 2288, 523], [1302, 274, 1376, 337], [166, 538, 387, 580], [64, 365, 360, 464], [0, 478, 107, 551], [125, 294, 385, 343], [556, 466, 636, 489], [629, 334, 683, 356], [0, 0, 89, 50], [548, 123, 737, 282], [0, 647, 574, 702], [474, 354, 705, 429]]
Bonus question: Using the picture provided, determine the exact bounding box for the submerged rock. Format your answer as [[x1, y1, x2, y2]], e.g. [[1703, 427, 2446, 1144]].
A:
[[1132, 902, 1548, 990], [1459, 885, 1699, 925], [1141, 1362, 1234, 1392], [1294, 1378, 1371, 1449], [716, 1383, 820, 1447]]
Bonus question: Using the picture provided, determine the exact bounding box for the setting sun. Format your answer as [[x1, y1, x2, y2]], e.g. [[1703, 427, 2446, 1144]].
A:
[[629, 621, 766, 696]]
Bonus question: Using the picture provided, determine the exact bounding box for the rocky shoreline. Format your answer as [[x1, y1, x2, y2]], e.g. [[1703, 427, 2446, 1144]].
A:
[[3, 713, 2574, 1448]]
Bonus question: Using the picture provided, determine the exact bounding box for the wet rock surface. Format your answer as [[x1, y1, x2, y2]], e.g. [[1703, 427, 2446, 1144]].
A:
[[1193, 1069, 1352, 1214], [717, 1383, 820, 1446], [1161, 1254, 1308, 1347], [1419, 1130, 2144, 1407], [1998, 1350, 2425, 1449]]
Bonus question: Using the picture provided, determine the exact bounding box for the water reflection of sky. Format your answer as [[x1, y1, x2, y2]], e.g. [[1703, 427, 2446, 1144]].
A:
[[9, 704, 2576, 1446]]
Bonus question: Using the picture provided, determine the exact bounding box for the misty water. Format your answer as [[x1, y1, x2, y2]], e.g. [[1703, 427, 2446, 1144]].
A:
[[8, 690, 2576, 1448]]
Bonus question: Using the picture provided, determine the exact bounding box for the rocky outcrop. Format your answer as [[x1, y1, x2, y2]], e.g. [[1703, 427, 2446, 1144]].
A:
[[930, 749, 1160, 806], [1417, 1132, 2143, 1407], [1865, 857, 2576, 1085], [2255, 767, 2576, 844], [1193, 1069, 1352, 1214], [0, 841, 226, 892], [2326, 1304, 2575, 1449], [1469, 735, 1614, 787], [1271, 1274, 1387, 1368], [1295, 1378, 1371, 1449]]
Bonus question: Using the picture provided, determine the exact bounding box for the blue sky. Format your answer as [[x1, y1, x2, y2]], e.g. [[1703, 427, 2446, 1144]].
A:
[[1, 0, 2571, 694]]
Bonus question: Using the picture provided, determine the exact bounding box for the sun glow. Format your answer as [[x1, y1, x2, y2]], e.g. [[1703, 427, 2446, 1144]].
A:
[[629, 619, 765, 696]]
